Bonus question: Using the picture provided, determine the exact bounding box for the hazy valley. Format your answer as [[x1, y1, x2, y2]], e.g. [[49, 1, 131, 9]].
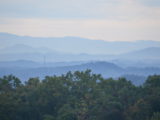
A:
[[0, 32, 160, 85]]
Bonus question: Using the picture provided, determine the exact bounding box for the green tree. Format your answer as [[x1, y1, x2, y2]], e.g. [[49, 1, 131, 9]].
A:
[[150, 112, 160, 120]]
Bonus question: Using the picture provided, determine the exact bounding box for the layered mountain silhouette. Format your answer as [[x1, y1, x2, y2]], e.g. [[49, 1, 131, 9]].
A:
[[1, 32, 160, 54], [0, 32, 160, 85], [0, 43, 159, 67], [0, 61, 160, 86]]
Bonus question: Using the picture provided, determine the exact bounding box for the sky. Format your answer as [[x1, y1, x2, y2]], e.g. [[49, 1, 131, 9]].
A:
[[0, 0, 160, 41]]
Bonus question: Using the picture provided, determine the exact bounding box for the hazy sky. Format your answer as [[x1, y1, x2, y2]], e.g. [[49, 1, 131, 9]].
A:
[[0, 0, 160, 41]]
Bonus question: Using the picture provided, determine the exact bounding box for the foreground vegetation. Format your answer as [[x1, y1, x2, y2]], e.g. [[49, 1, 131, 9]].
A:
[[0, 70, 160, 120]]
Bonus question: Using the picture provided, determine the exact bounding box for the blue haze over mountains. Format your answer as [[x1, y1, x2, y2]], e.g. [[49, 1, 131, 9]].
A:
[[1, 32, 160, 55], [0, 32, 160, 85]]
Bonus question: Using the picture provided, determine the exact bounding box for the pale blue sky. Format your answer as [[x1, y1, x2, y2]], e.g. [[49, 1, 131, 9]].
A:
[[0, 0, 160, 41]]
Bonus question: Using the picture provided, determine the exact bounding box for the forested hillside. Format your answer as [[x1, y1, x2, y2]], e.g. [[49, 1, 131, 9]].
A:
[[0, 70, 160, 120]]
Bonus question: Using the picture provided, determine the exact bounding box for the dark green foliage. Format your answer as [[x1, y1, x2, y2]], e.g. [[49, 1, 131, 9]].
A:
[[0, 70, 159, 120], [150, 112, 160, 120]]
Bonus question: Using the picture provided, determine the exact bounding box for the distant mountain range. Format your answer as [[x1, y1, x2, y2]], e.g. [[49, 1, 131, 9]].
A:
[[0, 32, 160, 54], [0, 60, 86, 68], [119, 47, 160, 59], [111, 47, 160, 67], [0, 32, 160, 85], [0, 44, 54, 54], [0, 61, 159, 85], [0, 43, 159, 67], [0, 44, 111, 62]]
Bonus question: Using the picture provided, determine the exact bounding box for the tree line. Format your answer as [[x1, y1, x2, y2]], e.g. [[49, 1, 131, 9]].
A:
[[0, 70, 160, 120]]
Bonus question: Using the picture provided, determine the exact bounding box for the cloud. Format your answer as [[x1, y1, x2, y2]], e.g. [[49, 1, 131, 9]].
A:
[[137, 0, 160, 7], [0, 0, 159, 19], [0, 18, 159, 41], [0, 0, 159, 41]]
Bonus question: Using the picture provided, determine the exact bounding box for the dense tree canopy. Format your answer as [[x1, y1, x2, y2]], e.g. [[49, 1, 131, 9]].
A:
[[0, 70, 160, 120]]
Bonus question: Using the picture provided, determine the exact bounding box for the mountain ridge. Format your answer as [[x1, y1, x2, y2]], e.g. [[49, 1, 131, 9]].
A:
[[1, 32, 160, 54]]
